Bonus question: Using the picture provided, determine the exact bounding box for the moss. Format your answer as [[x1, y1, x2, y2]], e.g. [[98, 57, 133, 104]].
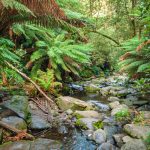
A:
[[115, 109, 130, 121], [75, 119, 88, 129], [93, 121, 104, 130]]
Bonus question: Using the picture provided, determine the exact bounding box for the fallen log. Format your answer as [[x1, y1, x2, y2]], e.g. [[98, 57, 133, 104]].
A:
[[0, 120, 34, 140]]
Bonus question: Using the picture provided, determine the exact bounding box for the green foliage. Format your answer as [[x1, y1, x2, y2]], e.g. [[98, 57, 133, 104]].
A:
[[34, 69, 62, 95], [145, 133, 150, 150], [93, 121, 104, 130], [133, 112, 144, 124], [115, 109, 130, 121], [75, 119, 88, 129]]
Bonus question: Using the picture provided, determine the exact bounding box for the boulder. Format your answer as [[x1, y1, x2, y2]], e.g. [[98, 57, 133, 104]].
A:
[[121, 139, 146, 150], [2, 116, 27, 130], [113, 134, 124, 147], [56, 96, 94, 111], [111, 104, 128, 116], [3, 95, 30, 121], [29, 101, 51, 130], [124, 124, 150, 139], [78, 118, 99, 130], [109, 101, 120, 109], [97, 142, 116, 150], [108, 97, 120, 102], [93, 129, 106, 144], [74, 110, 101, 119], [122, 136, 133, 143]]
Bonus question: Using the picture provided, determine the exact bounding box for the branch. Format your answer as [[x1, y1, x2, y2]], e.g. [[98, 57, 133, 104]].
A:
[[88, 30, 120, 46], [0, 121, 34, 140], [5, 62, 54, 104]]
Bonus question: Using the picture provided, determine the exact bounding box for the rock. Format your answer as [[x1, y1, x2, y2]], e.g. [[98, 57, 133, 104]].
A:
[[83, 130, 93, 140], [3, 95, 30, 121], [104, 125, 121, 143], [88, 101, 110, 112], [113, 134, 124, 147], [58, 125, 68, 134], [124, 124, 150, 139], [0, 141, 31, 150], [97, 142, 116, 150], [116, 89, 128, 97], [93, 129, 106, 144], [84, 84, 100, 93], [132, 100, 149, 106], [56, 96, 94, 111], [141, 111, 150, 119], [109, 101, 120, 109], [121, 139, 146, 150], [78, 118, 99, 130], [0, 138, 62, 150], [30, 115, 51, 130], [66, 109, 73, 115], [122, 136, 133, 143], [74, 110, 101, 119], [100, 86, 112, 96], [111, 104, 128, 116], [108, 97, 120, 102], [0, 129, 3, 144], [2, 116, 27, 130], [29, 102, 51, 130], [30, 138, 62, 149]]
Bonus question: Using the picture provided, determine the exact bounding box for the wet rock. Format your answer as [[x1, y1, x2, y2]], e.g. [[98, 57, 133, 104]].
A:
[[121, 139, 146, 150], [113, 134, 124, 147], [108, 97, 120, 102], [124, 124, 150, 139], [2, 116, 27, 130], [109, 101, 120, 109], [78, 118, 99, 130], [88, 101, 110, 112], [56, 96, 94, 111], [84, 84, 100, 93], [93, 129, 106, 144], [3, 95, 30, 121], [74, 110, 101, 119], [103, 116, 117, 126], [111, 104, 128, 116], [122, 136, 133, 143], [83, 130, 93, 140], [97, 142, 116, 150]]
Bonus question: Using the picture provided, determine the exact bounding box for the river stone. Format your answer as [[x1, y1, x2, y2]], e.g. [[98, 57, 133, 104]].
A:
[[111, 104, 128, 116], [124, 124, 150, 139], [74, 110, 101, 119], [122, 136, 133, 143], [0, 141, 31, 150], [93, 129, 106, 144], [3, 95, 30, 120], [30, 138, 62, 150], [108, 97, 120, 102], [109, 101, 120, 109], [29, 101, 51, 130], [121, 139, 146, 150], [113, 134, 124, 147], [84, 84, 100, 93], [56, 96, 94, 111], [2, 116, 27, 130], [79, 118, 99, 130], [97, 142, 116, 150]]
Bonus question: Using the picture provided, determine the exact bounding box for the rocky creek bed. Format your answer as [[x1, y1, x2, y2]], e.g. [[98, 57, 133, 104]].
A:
[[0, 74, 149, 150]]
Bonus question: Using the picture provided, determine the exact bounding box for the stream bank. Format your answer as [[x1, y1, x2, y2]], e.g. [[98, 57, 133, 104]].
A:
[[0, 73, 149, 150]]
